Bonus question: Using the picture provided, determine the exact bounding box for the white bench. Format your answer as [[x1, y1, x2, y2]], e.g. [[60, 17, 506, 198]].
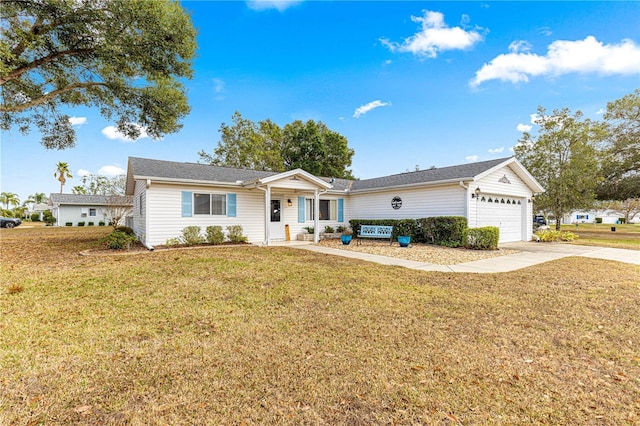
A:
[[357, 225, 394, 245]]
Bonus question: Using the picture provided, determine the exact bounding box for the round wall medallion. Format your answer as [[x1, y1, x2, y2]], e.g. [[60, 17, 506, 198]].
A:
[[391, 196, 402, 210]]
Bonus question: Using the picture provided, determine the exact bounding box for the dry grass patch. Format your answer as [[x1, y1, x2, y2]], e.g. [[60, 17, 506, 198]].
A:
[[1, 227, 639, 424]]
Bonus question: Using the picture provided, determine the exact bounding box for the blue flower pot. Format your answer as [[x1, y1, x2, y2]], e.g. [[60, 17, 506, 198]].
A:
[[341, 235, 352, 245], [398, 236, 410, 247]]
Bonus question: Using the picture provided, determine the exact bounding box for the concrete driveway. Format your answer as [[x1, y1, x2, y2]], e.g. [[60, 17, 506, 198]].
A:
[[298, 241, 639, 273]]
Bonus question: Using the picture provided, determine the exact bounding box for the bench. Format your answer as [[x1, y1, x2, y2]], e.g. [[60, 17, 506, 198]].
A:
[[357, 225, 393, 245]]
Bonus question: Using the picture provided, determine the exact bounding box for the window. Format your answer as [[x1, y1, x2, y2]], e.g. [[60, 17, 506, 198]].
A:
[[306, 199, 337, 221], [89, 208, 96, 216], [194, 193, 226, 215], [81, 207, 88, 217]]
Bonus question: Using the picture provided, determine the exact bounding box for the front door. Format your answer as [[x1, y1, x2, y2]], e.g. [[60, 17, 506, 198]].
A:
[[269, 199, 285, 240]]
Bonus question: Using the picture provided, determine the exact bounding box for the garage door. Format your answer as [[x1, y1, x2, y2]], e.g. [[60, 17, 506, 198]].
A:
[[476, 195, 524, 243]]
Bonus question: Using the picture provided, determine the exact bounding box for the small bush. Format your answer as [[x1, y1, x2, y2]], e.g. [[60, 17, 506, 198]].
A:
[[595, 217, 603, 224], [303, 226, 314, 234], [87, 222, 94, 226], [77, 221, 85, 226], [65, 222, 72, 226], [99, 230, 138, 250], [43, 210, 56, 226], [165, 238, 181, 246], [324, 225, 335, 233], [336, 225, 345, 233], [98, 221, 106, 226], [536, 230, 578, 242], [227, 225, 248, 243], [30, 213, 40, 222], [180, 226, 204, 245], [206, 225, 225, 244], [464, 227, 499, 250], [115, 226, 134, 235]]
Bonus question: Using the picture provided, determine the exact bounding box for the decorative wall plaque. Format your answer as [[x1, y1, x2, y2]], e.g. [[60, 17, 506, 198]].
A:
[[391, 196, 402, 210]]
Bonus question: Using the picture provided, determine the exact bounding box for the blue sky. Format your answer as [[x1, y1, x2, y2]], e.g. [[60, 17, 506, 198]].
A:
[[2, 1, 639, 203]]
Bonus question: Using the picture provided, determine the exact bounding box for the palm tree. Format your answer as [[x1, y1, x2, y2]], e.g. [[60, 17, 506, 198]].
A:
[[1, 192, 20, 209], [24, 192, 48, 207], [54, 162, 73, 193]]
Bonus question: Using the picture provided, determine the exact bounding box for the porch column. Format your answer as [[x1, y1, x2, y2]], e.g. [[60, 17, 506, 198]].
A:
[[264, 185, 271, 246], [313, 189, 319, 243]]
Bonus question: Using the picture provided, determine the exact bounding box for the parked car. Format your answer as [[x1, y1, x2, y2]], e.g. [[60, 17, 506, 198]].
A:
[[1, 217, 22, 228], [533, 215, 546, 226]]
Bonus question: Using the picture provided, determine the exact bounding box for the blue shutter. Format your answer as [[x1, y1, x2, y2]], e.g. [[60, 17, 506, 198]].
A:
[[337, 198, 344, 223], [298, 196, 305, 223], [227, 193, 237, 217], [181, 191, 192, 217]]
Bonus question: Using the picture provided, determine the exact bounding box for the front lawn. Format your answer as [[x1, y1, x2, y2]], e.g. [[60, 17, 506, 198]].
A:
[[560, 223, 640, 249], [1, 227, 639, 424]]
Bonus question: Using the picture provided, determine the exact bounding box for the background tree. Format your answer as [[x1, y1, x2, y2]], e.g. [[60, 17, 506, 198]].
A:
[[199, 112, 355, 178], [198, 112, 284, 171], [76, 174, 126, 196], [101, 195, 133, 228], [596, 199, 640, 224], [24, 192, 48, 206], [54, 161, 72, 193], [515, 107, 606, 230], [596, 90, 640, 200], [1, 192, 20, 210], [72, 186, 87, 195], [282, 120, 354, 178], [1, 0, 196, 149]]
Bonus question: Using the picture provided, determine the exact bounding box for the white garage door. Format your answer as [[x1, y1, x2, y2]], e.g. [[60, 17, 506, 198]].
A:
[[476, 195, 524, 243]]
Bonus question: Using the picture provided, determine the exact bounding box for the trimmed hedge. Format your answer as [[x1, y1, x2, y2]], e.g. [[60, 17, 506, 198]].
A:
[[349, 216, 468, 247], [464, 227, 499, 250]]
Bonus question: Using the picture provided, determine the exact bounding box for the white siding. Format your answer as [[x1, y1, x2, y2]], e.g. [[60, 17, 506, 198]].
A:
[[54, 204, 106, 226], [132, 180, 147, 242], [349, 185, 466, 220], [145, 183, 266, 246]]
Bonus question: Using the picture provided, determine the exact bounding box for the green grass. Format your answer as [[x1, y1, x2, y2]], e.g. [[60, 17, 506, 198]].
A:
[[1, 227, 639, 424], [560, 223, 640, 249]]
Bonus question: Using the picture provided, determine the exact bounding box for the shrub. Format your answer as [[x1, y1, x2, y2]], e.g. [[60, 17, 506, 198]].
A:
[[43, 210, 56, 226], [30, 213, 40, 222], [227, 225, 248, 243], [180, 226, 204, 245], [595, 217, 603, 224], [536, 230, 579, 242], [98, 221, 106, 226], [99, 230, 138, 250], [87, 222, 94, 226], [324, 225, 335, 233], [464, 227, 499, 250], [420, 216, 467, 247], [115, 226, 134, 235], [206, 225, 225, 244], [303, 226, 314, 234], [65, 222, 72, 226], [77, 221, 85, 226], [336, 225, 345, 233], [165, 238, 181, 246]]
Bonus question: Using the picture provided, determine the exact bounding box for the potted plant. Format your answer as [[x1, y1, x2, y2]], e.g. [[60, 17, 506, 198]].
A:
[[398, 235, 411, 247], [340, 227, 353, 245]]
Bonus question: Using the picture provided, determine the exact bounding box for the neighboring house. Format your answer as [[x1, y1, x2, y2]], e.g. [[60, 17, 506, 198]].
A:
[[28, 202, 50, 220], [126, 156, 544, 248], [563, 210, 625, 225], [48, 194, 133, 226]]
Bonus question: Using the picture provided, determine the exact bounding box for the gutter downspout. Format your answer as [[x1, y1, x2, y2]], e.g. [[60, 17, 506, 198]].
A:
[[459, 181, 470, 227]]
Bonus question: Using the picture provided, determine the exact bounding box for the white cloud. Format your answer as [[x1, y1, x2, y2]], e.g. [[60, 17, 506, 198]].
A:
[[381, 10, 484, 59], [517, 123, 533, 132], [465, 155, 479, 162], [471, 36, 640, 87], [68, 116, 87, 127], [101, 124, 149, 142], [508, 40, 532, 53], [213, 78, 225, 94], [77, 169, 92, 177], [530, 113, 540, 124], [538, 27, 552, 37], [596, 108, 605, 115], [353, 100, 390, 118], [488, 147, 504, 153], [246, 0, 302, 11], [98, 165, 125, 177]]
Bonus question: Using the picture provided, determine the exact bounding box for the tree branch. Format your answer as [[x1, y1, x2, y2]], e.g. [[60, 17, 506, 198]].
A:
[[0, 81, 108, 112], [0, 47, 94, 86]]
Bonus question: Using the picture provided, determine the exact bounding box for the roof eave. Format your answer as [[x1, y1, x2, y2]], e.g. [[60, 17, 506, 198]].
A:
[[350, 177, 473, 194]]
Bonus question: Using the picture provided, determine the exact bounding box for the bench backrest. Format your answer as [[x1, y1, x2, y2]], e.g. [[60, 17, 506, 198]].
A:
[[359, 225, 393, 237]]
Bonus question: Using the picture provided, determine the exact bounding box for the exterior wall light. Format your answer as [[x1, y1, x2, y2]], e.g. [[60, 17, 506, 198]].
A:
[[287, 199, 292, 206], [472, 187, 481, 198]]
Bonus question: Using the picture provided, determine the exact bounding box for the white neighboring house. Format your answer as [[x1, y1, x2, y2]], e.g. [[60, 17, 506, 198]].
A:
[[125, 156, 544, 248], [563, 210, 625, 224], [48, 194, 133, 226], [27, 202, 50, 220]]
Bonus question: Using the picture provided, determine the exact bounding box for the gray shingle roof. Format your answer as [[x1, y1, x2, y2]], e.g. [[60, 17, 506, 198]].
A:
[[126, 156, 514, 192], [351, 157, 512, 191], [49, 193, 132, 206]]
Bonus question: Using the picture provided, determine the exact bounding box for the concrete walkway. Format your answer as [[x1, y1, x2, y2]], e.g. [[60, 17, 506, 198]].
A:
[[289, 241, 639, 273]]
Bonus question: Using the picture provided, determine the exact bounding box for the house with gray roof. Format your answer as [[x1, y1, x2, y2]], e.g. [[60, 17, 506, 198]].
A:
[[125, 156, 543, 248], [49, 193, 133, 227]]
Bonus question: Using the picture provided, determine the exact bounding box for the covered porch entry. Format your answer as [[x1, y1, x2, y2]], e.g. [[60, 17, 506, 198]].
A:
[[243, 169, 333, 246]]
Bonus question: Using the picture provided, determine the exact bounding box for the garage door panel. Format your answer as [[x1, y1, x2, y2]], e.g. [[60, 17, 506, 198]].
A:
[[476, 196, 523, 243]]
